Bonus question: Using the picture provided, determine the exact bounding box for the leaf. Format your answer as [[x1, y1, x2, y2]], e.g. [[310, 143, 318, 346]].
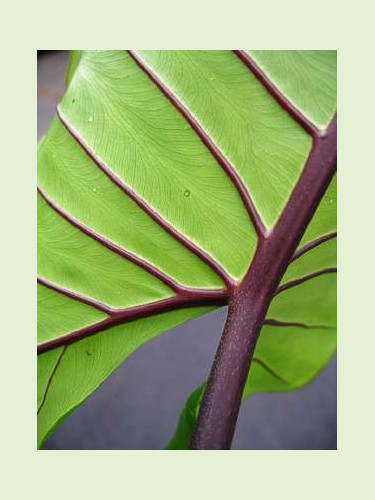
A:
[[37, 50, 336, 448], [65, 50, 82, 87]]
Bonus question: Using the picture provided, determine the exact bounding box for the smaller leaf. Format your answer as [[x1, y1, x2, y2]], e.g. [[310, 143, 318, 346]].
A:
[[167, 323, 336, 450]]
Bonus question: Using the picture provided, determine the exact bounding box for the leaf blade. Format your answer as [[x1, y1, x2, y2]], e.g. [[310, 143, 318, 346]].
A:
[[38, 50, 336, 448]]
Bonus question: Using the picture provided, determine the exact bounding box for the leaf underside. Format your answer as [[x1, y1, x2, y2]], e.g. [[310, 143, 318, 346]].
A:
[[37, 50, 337, 449]]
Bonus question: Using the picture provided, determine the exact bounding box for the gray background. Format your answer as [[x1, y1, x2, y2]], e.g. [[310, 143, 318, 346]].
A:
[[38, 51, 337, 450]]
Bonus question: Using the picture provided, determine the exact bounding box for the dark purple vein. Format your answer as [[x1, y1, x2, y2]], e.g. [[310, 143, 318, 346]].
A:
[[37, 346, 67, 414], [263, 318, 334, 330], [127, 50, 266, 239], [37, 289, 228, 354], [38, 276, 113, 314], [252, 357, 289, 385], [56, 107, 234, 291], [291, 231, 337, 263], [233, 50, 319, 138], [38, 185, 196, 295], [274, 267, 337, 297]]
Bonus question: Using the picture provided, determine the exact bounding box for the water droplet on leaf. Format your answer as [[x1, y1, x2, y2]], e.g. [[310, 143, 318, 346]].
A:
[[184, 189, 191, 197], [88, 116, 93, 122]]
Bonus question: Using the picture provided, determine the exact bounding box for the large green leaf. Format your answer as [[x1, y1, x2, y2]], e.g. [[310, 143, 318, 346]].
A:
[[37, 50, 336, 449]]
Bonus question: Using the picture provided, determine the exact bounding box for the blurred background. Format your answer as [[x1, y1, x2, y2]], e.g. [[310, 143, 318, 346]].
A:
[[38, 50, 337, 450]]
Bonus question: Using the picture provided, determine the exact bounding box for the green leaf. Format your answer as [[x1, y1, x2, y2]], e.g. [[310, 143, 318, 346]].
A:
[[65, 50, 82, 87], [37, 307, 216, 447], [37, 50, 336, 448]]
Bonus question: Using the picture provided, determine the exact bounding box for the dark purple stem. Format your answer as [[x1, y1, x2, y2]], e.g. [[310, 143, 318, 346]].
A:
[[190, 116, 337, 449], [127, 50, 266, 239], [57, 107, 234, 290]]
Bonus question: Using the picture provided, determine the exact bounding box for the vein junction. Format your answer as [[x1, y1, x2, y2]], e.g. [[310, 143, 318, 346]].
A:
[[38, 51, 336, 354]]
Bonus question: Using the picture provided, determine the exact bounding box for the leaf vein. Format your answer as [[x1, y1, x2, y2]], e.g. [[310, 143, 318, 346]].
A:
[[274, 267, 337, 297], [233, 51, 319, 137], [127, 50, 266, 238], [37, 289, 228, 354], [291, 231, 337, 262], [252, 357, 290, 385], [37, 346, 67, 415]]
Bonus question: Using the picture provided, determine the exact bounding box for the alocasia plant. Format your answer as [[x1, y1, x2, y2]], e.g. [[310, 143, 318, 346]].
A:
[[37, 50, 337, 450]]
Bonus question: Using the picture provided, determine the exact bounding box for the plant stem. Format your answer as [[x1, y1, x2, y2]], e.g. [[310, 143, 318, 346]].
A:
[[190, 117, 337, 449], [189, 274, 271, 449]]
